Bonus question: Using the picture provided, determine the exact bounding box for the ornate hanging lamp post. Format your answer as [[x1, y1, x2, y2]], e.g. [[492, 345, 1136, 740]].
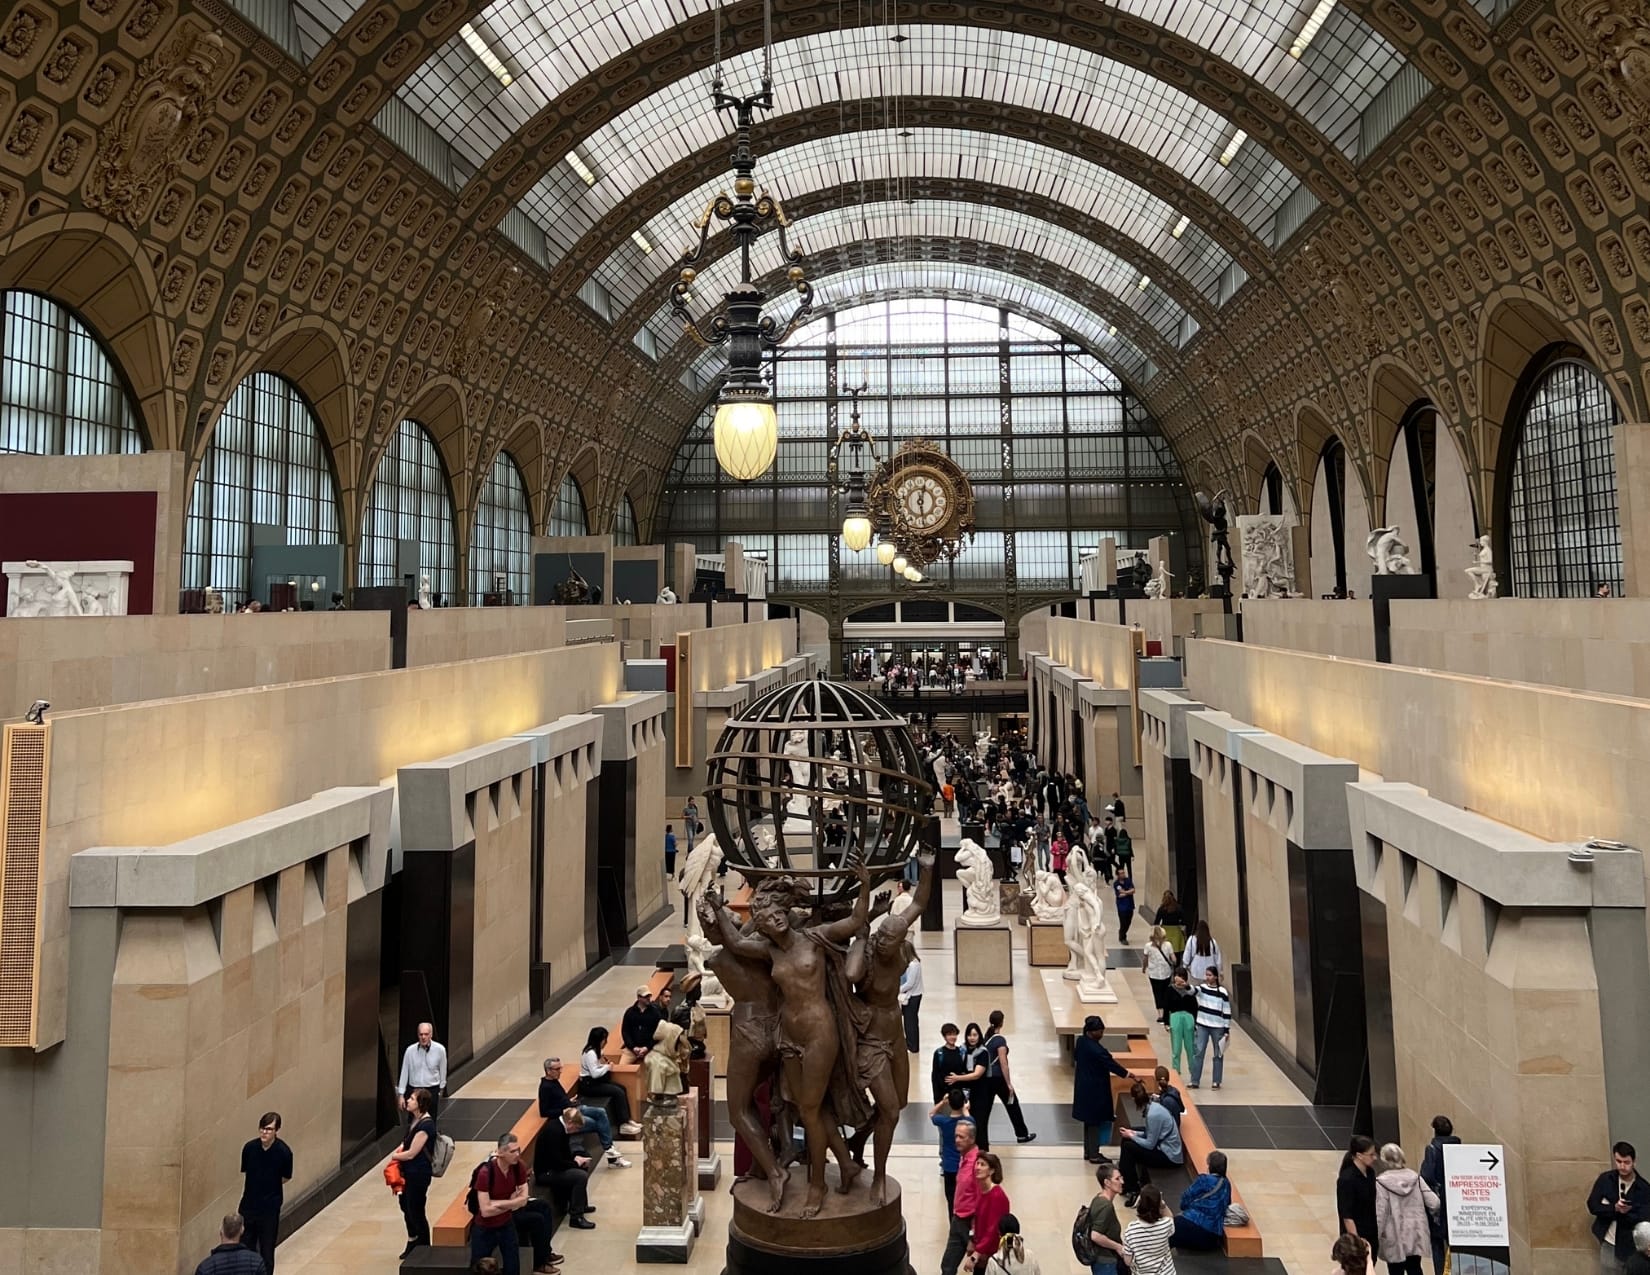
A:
[[669, 3, 813, 482]]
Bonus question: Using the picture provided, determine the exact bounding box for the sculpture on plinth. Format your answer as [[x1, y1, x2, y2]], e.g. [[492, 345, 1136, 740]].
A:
[[1195, 490, 1236, 594], [204, 585, 224, 614], [1367, 526, 1414, 575], [1062, 847, 1098, 981], [1068, 876, 1116, 1003], [679, 840, 729, 1006], [20, 559, 82, 616], [1030, 870, 1068, 922], [1466, 535, 1498, 599], [658, 585, 679, 603], [1236, 515, 1299, 598], [1143, 563, 1173, 599], [954, 838, 1001, 927], [417, 574, 434, 609], [698, 680, 932, 1275], [638, 1019, 702, 1262]]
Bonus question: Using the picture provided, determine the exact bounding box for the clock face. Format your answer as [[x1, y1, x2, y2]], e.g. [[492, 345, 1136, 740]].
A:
[[896, 470, 951, 531]]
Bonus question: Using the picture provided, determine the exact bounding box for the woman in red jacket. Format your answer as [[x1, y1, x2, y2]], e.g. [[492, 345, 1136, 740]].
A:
[[1051, 830, 1070, 885], [962, 1152, 1011, 1272]]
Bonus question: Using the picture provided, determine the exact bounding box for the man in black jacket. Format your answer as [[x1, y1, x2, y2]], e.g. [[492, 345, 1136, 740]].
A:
[[194, 1215, 268, 1275], [538, 1058, 628, 1167], [534, 1109, 597, 1229], [1418, 1115, 1459, 1275], [620, 985, 662, 1063], [1590, 1141, 1650, 1274]]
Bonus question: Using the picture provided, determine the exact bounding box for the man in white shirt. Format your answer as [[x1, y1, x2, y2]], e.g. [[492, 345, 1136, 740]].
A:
[[899, 951, 924, 1053], [398, 1021, 448, 1121]]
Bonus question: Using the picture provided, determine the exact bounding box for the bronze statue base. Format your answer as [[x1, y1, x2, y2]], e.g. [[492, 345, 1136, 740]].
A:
[[724, 1166, 913, 1275]]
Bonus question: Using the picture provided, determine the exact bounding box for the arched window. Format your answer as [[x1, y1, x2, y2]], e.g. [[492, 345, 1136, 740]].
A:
[[613, 494, 639, 546], [0, 290, 145, 455], [550, 472, 589, 537], [1261, 462, 1284, 516], [184, 372, 341, 606], [360, 419, 459, 603], [1315, 437, 1349, 597], [1506, 360, 1623, 597], [470, 450, 532, 603]]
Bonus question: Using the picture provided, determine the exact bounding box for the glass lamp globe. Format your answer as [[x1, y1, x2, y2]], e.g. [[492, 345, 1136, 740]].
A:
[[713, 397, 779, 481], [892, 554, 908, 574], [875, 540, 897, 566], [841, 512, 873, 552], [904, 565, 922, 582]]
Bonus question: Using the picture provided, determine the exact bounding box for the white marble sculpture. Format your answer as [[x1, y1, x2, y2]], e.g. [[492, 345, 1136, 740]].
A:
[[204, 585, 224, 614], [417, 574, 434, 609], [1030, 870, 1068, 922], [1062, 847, 1097, 980], [1237, 514, 1298, 598], [1067, 877, 1117, 1003], [1466, 535, 1498, 599], [677, 840, 728, 1006], [955, 838, 1001, 927], [1142, 564, 1173, 599], [782, 729, 813, 818], [4, 560, 134, 617], [1367, 527, 1414, 575], [657, 585, 678, 604]]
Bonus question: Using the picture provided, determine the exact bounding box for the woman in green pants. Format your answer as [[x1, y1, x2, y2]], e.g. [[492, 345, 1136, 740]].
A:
[[1164, 967, 1199, 1077]]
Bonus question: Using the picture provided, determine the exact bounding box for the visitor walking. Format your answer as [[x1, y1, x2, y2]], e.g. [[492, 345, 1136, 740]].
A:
[[984, 1009, 1036, 1144], [1155, 892, 1188, 956], [1084, 1162, 1130, 1274], [1337, 1136, 1380, 1263], [1183, 921, 1223, 984], [1187, 965, 1232, 1090], [237, 1113, 292, 1274], [193, 1215, 268, 1275], [664, 824, 677, 878], [1073, 1015, 1132, 1163], [899, 949, 924, 1053], [1122, 1184, 1177, 1275], [1171, 1150, 1232, 1251], [1142, 926, 1178, 1025], [390, 1087, 436, 1258], [1589, 1140, 1650, 1275], [1374, 1143, 1440, 1275], [1113, 864, 1136, 944], [960, 1153, 1011, 1273], [941, 1120, 982, 1275], [930, 1091, 971, 1209], [1418, 1116, 1458, 1275]]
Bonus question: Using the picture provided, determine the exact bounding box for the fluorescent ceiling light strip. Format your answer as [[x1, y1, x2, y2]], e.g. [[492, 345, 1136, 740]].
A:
[[1218, 129, 1247, 166], [567, 150, 597, 186], [1171, 214, 1189, 239], [460, 23, 513, 87], [1290, 0, 1337, 58]]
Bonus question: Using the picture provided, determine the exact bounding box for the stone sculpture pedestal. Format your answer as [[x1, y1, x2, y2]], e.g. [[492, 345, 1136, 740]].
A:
[[726, 1167, 912, 1275], [953, 924, 1013, 986], [1077, 970, 1120, 1004], [1027, 921, 1070, 967], [688, 1058, 722, 1190], [637, 1090, 703, 1263]]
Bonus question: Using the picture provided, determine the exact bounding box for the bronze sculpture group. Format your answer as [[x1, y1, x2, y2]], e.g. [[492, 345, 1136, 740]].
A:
[[699, 850, 935, 1220]]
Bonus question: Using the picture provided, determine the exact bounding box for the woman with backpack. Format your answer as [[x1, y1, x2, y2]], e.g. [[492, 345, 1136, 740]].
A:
[[390, 1087, 437, 1258], [1141, 926, 1179, 1026]]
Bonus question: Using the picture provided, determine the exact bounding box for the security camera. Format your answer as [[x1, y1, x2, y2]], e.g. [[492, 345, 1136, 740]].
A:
[[25, 700, 49, 725]]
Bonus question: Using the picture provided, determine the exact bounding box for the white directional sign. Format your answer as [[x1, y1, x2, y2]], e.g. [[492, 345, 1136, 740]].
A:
[[1443, 1143, 1509, 1247]]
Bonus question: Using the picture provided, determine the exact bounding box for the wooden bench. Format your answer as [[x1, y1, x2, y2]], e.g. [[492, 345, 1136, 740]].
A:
[[431, 1103, 555, 1247], [598, 968, 676, 1115], [1166, 1068, 1263, 1259]]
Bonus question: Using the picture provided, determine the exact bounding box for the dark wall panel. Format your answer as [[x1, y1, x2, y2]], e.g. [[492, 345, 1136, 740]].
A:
[[398, 845, 476, 1070], [0, 491, 157, 614], [341, 892, 384, 1159]]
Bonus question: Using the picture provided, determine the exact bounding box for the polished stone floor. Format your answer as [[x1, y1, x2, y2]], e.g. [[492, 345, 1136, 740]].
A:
[[276, 848, 1346, 1274]]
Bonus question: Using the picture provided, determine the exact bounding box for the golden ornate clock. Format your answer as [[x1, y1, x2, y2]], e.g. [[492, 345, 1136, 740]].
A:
[[866, 439, 976, 567]]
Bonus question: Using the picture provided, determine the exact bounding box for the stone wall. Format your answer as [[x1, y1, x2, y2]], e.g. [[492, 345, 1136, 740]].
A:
[[1237, 599, 1377, 662], [469, 771, 532, 1052], [0, 611, 391, 718], [1238, 774, 1296, 1059], [404, 606, 568, 666], [542, 752, 593, 997]]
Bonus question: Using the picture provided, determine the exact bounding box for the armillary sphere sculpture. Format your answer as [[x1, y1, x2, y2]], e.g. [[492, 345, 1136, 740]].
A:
[[698, 680, 935, 1275]]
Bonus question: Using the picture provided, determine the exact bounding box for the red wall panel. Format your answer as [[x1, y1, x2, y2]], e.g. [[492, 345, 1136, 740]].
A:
[[0, 491, 158, 615]]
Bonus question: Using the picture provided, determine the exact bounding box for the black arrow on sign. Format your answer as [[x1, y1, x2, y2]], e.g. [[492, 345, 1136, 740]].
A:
[[1480, 1150, 1500, 1172]]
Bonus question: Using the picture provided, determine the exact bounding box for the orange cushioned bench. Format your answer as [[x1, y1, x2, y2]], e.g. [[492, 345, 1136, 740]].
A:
[[1167, 1068, 1263, 1259]]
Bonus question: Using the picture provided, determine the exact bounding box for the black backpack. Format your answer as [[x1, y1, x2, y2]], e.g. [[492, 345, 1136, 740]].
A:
[[1072, 1194, 1103, 1264], [464, 1160, 493, 1216]]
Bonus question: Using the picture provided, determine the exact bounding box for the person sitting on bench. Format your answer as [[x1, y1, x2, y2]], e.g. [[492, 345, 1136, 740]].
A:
[[534, 1109, 597, 1230], [471, 1132, 560, 1275], [1117, 1080, 1184, 1207], [538, 1058, 630, 1168]]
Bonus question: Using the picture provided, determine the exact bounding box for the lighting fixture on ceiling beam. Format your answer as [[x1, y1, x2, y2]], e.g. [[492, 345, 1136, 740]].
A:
[[1171, 214, 1189, 239], [1290, 0, 1338, 58], [835, 384, 877, 552], [460, 23, 513, 88], [1137, 275, 1150, 291], [1108, 325, 1117, 337], [875, 539, 897, 566], [567, 150, 598, 186], [1219, 129, 1247, 166], [668, 0, 809, 483], [631, 230, 653, 254]]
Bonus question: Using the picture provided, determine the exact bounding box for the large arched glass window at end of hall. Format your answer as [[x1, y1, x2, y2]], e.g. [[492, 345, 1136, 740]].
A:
[[360, 419, 459, 604], [550, 472, 590, 537], [0, 290, 146, 455], [184, 372, 341, 608], [470, 450, 532, 603], [613, 494, 639, 546], [1506, 359, 1623, 599]]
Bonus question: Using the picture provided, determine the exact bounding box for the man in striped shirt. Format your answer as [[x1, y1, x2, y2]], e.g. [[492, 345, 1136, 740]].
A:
[[1189, 965, 1232, 1090]]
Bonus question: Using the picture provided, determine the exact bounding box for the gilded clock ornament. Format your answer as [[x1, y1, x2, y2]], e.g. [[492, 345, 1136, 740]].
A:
[[865, 439, 976, 571]]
